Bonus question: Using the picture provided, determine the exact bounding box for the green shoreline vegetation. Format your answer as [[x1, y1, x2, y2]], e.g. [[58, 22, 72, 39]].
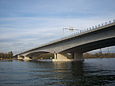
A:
[[84, 53, 115, 58], [0, 51, 13, 60]]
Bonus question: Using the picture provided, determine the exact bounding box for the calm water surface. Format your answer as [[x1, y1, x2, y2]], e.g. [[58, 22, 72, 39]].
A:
[[0, 58, 115, 86]]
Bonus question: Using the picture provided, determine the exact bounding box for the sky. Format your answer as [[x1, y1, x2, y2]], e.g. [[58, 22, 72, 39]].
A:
[[0, 0, 115, 54]]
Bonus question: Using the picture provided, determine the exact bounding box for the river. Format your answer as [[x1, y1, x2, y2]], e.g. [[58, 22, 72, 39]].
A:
[[0, 58, 115, 86]]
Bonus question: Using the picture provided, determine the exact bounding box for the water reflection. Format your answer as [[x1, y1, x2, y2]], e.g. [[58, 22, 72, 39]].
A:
[[0, 59, 115, 86], [31, 60, 115, 86]]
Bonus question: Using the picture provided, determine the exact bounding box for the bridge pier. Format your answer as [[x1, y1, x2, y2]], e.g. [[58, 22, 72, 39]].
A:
[[72, 52, 84, 61], [52, 52, 84, 61], [53, 53, 72, 61], [54, 53, 57, 59]]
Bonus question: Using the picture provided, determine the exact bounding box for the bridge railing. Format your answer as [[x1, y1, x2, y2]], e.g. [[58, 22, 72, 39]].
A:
[[45, 19, 115, 45], [71, 19, 115, 37]]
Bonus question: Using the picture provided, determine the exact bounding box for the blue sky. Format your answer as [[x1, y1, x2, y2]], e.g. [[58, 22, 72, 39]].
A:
[[0, 0, 115, 54]]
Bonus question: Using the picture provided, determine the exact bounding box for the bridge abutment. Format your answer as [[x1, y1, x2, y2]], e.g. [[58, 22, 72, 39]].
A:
[[23, 56, 32, 61], [17, 55, 32, 61], [17, 55, 24, 60]]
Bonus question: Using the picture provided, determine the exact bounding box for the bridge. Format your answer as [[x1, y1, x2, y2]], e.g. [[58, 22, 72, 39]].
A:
[[18, 20, 115, 61]]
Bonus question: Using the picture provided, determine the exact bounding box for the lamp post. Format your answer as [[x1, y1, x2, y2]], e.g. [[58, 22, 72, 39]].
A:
[[63, 27, 79, 35]]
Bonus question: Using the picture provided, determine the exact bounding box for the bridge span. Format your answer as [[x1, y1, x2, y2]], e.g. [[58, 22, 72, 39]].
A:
[[18, 20, 115, 61]]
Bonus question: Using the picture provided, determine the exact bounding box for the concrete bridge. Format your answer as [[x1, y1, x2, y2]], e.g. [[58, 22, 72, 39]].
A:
[[18, 20, 115, 61]]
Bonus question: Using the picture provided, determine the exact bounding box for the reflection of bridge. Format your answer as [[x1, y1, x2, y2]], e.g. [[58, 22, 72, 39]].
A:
[[18, 20, 115, 61]]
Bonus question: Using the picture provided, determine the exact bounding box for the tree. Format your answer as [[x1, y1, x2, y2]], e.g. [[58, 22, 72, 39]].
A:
[[8, 51, 13, 58]]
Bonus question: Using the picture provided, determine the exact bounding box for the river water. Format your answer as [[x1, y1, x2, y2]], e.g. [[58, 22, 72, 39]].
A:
[[0, 58, 115, 86]]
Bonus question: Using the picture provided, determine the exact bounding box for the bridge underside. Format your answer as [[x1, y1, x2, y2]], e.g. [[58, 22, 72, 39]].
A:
[[62, 37, 115, 53]]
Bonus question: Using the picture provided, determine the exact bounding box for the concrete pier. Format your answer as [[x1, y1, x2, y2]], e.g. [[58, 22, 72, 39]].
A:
[[52, 53, 73, 61], [52, 52, 84, 61]]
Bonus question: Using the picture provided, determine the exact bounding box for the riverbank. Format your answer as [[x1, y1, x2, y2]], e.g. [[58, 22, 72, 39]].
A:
[[0, 58, 16, 61], [0, 53, 115, 61], [84, 53, 115, 59]]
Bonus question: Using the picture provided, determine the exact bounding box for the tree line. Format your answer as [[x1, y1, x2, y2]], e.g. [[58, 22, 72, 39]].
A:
[[0, 51, 13, 59], [84, 53, 115, 58]]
